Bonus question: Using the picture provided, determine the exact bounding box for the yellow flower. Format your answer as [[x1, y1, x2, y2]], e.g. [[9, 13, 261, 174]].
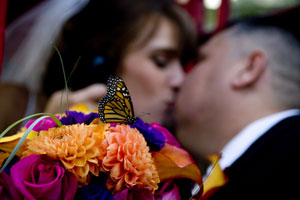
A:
[[23, 122, 109, 185], [69, 104, 90, 114]]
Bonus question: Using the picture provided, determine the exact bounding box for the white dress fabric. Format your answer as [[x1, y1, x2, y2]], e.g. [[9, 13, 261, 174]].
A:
[[2, 0, 89, 92]]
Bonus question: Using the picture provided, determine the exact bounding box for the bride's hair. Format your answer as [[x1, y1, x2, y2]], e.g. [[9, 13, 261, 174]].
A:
[[42, 0, 197, 96]]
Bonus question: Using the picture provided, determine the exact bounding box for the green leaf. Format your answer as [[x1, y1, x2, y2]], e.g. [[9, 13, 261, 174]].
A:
[[0, 116, 49, 173], [0, 113, 62, 139], [67, 56, 81, 82]]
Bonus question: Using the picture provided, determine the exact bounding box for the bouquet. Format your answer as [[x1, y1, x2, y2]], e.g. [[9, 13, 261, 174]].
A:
[[0, 76, 203, 200]]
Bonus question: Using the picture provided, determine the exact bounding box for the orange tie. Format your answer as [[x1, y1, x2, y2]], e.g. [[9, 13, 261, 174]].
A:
[[193, 154, 228, 200]]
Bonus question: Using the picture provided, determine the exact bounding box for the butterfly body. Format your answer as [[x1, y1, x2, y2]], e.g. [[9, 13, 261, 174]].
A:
[[98, 76, 137, 124]]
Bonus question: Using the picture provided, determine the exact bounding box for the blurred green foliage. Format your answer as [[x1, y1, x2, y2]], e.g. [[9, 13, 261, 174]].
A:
[[203, 0, 300, 32]]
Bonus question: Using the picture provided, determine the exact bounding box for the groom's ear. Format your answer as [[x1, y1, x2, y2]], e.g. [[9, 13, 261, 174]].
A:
[[231, 50, 266, 89]]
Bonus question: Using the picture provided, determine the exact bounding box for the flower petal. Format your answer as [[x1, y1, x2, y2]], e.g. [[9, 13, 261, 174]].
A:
[[152, 144, 203, 194]]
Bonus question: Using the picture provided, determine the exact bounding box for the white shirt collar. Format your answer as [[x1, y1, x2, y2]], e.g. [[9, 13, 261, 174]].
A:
[[219, 109, 300, 170]]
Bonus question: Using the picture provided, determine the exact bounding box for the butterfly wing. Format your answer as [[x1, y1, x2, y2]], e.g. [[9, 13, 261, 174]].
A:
[[98, 76, 137, 124]]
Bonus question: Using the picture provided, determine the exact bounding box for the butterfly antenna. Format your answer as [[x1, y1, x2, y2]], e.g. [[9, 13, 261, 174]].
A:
[[138, 112, 151, 118]]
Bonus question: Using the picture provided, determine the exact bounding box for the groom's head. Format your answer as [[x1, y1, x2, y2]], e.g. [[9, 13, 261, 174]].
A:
[[175, 7, 300, 158]]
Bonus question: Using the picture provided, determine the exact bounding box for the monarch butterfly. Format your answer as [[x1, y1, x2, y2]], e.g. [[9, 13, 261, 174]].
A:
[[98, 75, 137, 124]]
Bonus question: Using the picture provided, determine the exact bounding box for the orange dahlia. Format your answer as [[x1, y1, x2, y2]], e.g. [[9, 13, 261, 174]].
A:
[[102, 124, 160, 193], [23, 122, 109, 185]]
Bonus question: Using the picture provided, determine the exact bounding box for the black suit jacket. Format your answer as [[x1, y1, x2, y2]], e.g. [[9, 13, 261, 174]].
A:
[[209, 114, 300, 200]]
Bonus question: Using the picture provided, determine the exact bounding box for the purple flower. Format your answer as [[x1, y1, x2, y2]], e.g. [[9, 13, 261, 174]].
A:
[[75, 173, 112, 200], [25, 117, 58, 131], [60, 111, 99, 125], [0, 171, 22, 200], [10, 154, 77, 200], [131, 118, 166, 151], [3, 156, 19, 175]]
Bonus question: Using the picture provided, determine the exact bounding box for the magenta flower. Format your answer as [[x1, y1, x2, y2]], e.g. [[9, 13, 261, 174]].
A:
[[113, 183, 180, 200], [154, 180, 181, 200], [113, 186, 155, 200], [150, 122, 181, 147], [25, 117, 58, 132], [0, 171, 22, 200], [10, 154, 77, 200]]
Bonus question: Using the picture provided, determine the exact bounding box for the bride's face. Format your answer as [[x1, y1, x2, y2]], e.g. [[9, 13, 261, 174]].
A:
[[117, 17, 184, 126]]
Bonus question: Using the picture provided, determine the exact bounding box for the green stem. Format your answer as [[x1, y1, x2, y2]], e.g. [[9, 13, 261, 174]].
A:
[[52, 44, 69, 115], [0, 116, 49, 173], [0, 113, 62, 139]]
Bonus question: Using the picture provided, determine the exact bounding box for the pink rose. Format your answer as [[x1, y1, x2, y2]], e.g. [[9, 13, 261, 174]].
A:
[[0, 171, 22, 200], [10, 155, 77, 200]]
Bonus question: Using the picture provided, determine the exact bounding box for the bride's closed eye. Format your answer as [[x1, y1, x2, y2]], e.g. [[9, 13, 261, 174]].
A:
[[150, 50, 178, 69], [151, 54, 169, 68]]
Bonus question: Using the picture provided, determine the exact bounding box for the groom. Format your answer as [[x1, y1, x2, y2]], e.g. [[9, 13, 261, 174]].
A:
[[175, 6, 300, 199]]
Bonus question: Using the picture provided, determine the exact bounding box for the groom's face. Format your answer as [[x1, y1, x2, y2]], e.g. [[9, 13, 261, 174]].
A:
[[175, 31, 235, 156]]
